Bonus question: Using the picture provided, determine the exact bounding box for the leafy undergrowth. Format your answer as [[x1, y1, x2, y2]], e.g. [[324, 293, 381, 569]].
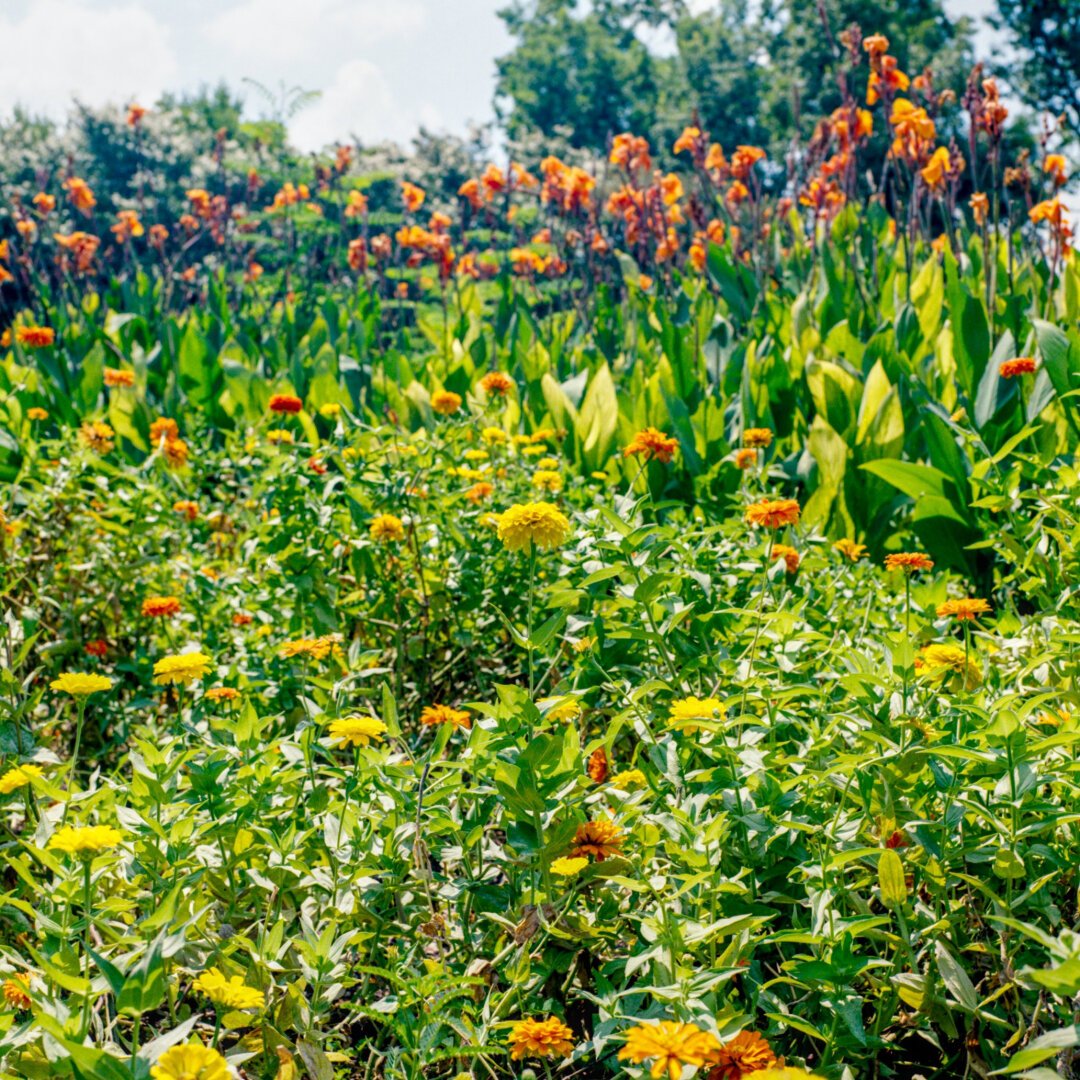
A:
[[1, 405, 1080, 1080]]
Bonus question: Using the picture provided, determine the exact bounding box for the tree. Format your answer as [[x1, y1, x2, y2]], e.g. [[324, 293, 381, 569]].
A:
[[495, 0, 669, 149], [992, 0, 1080, 138], [495, 0, 974, 163]]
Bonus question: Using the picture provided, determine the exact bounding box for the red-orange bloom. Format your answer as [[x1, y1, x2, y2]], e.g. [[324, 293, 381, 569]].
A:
[[15, 326, 55, 348], [999, 357, 1036, 378], [269, 394, 303, 414], [704, 1030, 778, 1080]]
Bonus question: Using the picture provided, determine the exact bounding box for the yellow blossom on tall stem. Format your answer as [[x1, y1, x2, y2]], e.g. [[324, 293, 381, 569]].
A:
[[50, 673, 112, 822]]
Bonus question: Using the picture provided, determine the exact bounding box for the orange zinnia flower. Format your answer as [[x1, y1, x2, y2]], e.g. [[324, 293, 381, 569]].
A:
[[420, 704, 471, 730], [884, 552, 934, 573], [104, 367, 135, 388], [623, 427, 678, 464], [771, 543, 799, 573], [734, 448, 757, 470], [479, 371, 513, 397], [742, 427, 772, 448], [999, 357, 1036, 378], [936, 598, 991, 621], [571, 818, 624, 861], [705, 1030, 778, 1080], [745, 498, 800, 529], [142, 596, 182, 618]]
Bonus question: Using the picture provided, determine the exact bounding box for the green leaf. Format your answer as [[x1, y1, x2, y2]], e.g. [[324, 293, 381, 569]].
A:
[[878, 849, 907, 909]]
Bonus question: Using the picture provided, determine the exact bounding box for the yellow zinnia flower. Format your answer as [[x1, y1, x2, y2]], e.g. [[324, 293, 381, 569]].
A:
[[668, 696, 725, 729], [50, 672, 113, 697], [327, 716, 387, 748], [618, 1020, 721, 1080], [369, 513, 405, 542], [916, 643, 981, 690], [47, 825, 124, 857], [550, 856, 589, 877], [0, 764, 43, 795], [150, 1042, 229, 1080], [610, 768, 646, 790], [192, 967, 264, 1010], [153, 652, 213, 685], [497, 502, 571, 552]]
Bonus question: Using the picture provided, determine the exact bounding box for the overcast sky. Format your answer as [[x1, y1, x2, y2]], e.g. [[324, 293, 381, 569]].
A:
[[0, 0, 1001, 153]]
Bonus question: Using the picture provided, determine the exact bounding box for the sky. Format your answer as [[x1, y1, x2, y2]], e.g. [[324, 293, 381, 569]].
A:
[[0, 0, 1001, 153]]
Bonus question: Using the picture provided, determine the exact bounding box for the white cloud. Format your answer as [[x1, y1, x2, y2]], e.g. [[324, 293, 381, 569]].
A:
[[288, 57, 441, 150], [204, 0, 425, 66], [0, 0, 177, 118]]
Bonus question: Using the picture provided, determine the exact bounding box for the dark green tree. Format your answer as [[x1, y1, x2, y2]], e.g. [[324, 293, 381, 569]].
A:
[[495, 0, 671, 149], [991, 0, 1080, 137]]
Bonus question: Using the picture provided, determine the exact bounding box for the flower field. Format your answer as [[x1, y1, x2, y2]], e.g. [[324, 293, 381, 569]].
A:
[[3, 24, 1080, 1080]]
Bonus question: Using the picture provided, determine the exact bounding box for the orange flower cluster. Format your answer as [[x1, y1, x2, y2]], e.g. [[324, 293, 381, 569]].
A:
[[623, 427, 679, 464], [999, 357, 1036, 378], [53, 231, 99, 274]]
